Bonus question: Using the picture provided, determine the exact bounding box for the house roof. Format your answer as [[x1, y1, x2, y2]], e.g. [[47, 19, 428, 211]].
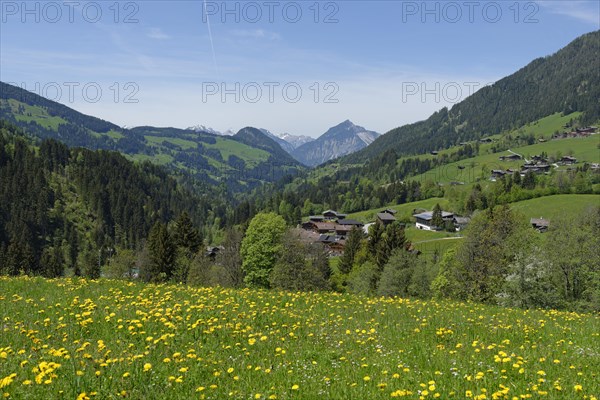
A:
[[334, 225, 353, 232], [381, 208, 397, 215], [376, 212, 397, 221], [337, 219, 363, 226], [322, 209, 338, 215], [317, 234, 345, 244], [413, 211, 454, 221], [309, 215, 324, 220], [311, 222, 335, 231], [530, 218, 550, 227], [500, 154, 521, 159]]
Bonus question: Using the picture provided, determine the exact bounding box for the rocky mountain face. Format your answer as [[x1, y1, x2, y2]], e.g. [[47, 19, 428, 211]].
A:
[[291, 120, 379, 167]]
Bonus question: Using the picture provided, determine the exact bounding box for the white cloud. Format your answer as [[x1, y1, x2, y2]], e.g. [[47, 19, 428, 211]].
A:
[[230, 29, 281, 41], [147, 28, 171, 40]]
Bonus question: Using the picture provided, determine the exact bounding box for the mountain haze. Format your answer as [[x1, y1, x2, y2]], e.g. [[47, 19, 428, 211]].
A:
[[291, 120, 379, 166]]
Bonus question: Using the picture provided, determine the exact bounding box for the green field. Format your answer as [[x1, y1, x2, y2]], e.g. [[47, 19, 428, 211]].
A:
[[205, 138, 270, 166], [510, 194, 600, 221], [505, 112, 583, 140], [144, 135, 198, 150], [0, 277, 598, 400], [3, 99, 67, 130]]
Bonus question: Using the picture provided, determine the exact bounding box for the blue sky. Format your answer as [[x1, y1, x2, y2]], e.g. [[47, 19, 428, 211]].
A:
[[1, 1, 598, 137]]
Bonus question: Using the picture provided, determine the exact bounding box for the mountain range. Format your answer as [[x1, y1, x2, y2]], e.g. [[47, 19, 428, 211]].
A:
[[291, 120, 379, 167], [0, 30, 598, 200]]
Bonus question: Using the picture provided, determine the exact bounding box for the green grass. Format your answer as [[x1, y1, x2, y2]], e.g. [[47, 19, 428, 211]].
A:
[[3, 99, 67, 130], [506, 112, 583, 140], [414, 237, 463, 259], [144, 135, 198, 150], [127, 153, 174, 166], [106, 130, 124, 140], [510, 194, 600, 221], [205, 138, 270, 166], [0, 276, 598, 399], [405, 227, 458, 243]]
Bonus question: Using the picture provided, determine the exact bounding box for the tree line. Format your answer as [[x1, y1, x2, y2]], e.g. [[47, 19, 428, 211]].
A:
[[0, 121, 229, 278]]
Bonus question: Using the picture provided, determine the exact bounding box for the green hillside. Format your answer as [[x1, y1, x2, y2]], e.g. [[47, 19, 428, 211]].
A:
[[0, 82, 303, 193], [0, 121, 224, 278], [409, 135, 600, 186], [347, 30, 599, 162], [511, 194, 600, 220]]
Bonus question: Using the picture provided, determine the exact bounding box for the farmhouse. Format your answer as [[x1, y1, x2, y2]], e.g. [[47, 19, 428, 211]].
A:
[[322, 210, 347, 221], [552, 127, 597, 139], [317, 235, 346, 255], [530, 218, 550, 233], [413, 210, 455, 231], [336, 219, 364, 227], [521, 163, 551, 174], [302, 221, 331, 233], [302, 215, 363, 242], [376, 212, 397, 226], [490, 169, 508, 181], [559, 156, 577, 165], [334, 224, 353, 236], [531, 155, 547, 163], [499, 154, 522, 161], [453, 216, 471, 231]]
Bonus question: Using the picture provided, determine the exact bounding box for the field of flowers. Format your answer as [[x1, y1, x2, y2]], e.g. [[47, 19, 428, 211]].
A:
[[0, 277, 598, 399]]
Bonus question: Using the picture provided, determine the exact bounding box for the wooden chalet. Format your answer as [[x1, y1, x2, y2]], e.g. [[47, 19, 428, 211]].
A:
[[413, 211, 454, 231], [499, 154, 522, 161], [334, 224, 353, 236], [376, 212, 396, 226], [522, 163, 551, 174], [317, 234, 346, 254], [530, 218, 550, 233], [490, 169, 508, 181], [452, 216, 471, 231], [531, 155, 547, 163], [302, 221, 335, 234], [559, 156, 577, 165], [337, 219, 364, 227], [321, 210, 347, 221]]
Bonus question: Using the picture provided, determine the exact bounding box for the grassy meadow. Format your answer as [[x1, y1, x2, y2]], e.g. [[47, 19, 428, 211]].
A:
[[1, 277, 598, 400]]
